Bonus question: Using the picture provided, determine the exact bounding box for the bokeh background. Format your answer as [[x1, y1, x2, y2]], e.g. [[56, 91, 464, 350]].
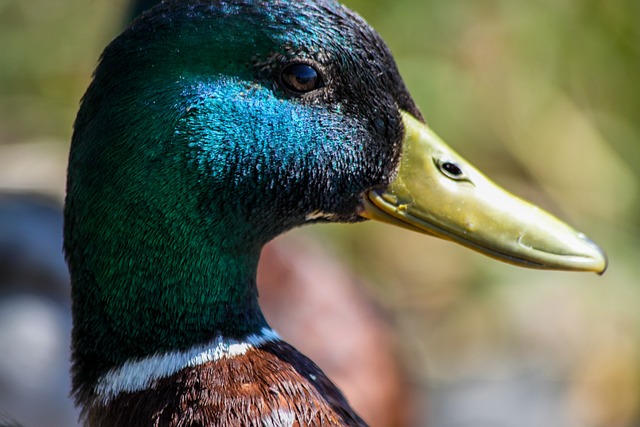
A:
[[0, 0, 638, 426]]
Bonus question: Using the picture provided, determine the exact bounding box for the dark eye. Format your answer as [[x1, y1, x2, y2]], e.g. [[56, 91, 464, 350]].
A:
[[442, 162, 463, 177], [280, 63, 322, 94], [436, 159, 467, 181]]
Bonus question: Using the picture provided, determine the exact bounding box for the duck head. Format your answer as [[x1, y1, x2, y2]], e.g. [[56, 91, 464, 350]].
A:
[[65, 0, 606, 404]]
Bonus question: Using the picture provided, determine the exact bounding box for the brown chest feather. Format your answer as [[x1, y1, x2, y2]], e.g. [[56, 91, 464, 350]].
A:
[[86, 341, 368, 427]]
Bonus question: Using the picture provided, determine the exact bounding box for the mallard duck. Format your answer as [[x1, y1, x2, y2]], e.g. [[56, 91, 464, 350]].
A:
[[64, 0, 607, 425]]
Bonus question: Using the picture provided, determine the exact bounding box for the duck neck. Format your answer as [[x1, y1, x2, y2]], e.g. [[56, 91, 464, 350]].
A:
[[68, 219, 268, 398]]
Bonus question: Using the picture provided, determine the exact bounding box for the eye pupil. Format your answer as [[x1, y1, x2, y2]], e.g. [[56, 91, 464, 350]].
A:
[[281, 63, 322, 93]]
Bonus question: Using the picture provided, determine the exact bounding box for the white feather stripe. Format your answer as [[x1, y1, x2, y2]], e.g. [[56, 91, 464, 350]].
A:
[[94, 327, 280, 403]]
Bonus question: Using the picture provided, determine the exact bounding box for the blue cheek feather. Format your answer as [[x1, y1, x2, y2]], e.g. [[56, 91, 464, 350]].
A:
[[178, 78, 364, 202]]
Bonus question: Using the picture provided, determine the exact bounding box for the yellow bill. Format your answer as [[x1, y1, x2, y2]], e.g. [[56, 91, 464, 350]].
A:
[[359, 111, 607, 273]]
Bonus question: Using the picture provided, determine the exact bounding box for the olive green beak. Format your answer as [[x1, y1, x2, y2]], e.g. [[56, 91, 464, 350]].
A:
[[359, 111, 607, 273]]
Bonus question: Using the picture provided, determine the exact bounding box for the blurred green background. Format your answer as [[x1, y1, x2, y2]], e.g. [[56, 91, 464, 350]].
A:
[[0, 0, 638, 426]]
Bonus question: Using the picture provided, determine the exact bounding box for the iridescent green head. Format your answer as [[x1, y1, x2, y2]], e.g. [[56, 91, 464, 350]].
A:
[[65, 0, 419, 400]]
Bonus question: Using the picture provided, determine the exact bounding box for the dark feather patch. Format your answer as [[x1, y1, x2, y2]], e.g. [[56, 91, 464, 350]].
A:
[[86, 341, 367, 427]]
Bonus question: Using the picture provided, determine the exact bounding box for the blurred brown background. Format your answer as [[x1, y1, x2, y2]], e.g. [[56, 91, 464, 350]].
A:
[[0, 0, 638, 426]]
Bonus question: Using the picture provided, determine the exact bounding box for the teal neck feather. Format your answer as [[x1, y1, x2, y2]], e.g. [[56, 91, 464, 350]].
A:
[[67, 76, 348, 387]]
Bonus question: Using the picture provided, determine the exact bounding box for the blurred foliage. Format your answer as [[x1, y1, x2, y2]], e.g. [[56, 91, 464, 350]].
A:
[[0, 0, 639, 426]]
